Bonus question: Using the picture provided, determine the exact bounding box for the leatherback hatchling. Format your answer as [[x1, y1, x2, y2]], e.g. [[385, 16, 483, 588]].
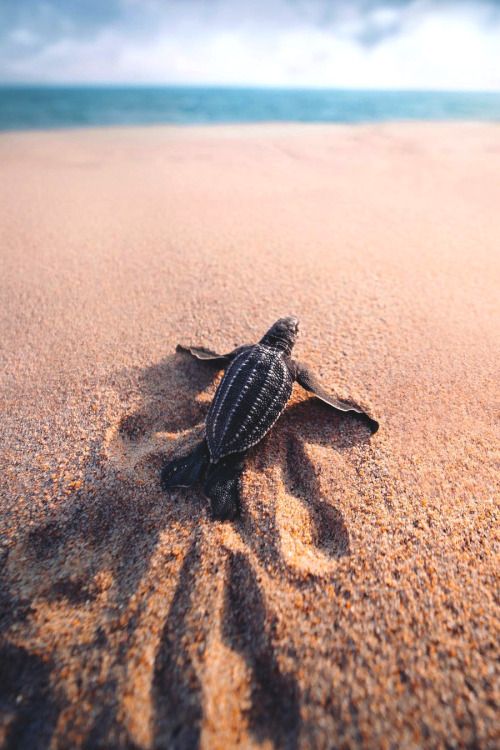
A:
[[161, 317, 378, 520]]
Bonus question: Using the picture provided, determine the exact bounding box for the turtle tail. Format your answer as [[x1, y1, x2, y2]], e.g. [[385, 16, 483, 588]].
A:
[[160, 440, 210, 489]]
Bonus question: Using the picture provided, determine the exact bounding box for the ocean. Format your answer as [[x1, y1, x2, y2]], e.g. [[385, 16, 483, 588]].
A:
[[1, 86, 500, 131]]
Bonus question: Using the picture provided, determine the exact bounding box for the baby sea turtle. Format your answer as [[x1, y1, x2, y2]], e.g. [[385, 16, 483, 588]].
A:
[[161, 317, 378, 521]]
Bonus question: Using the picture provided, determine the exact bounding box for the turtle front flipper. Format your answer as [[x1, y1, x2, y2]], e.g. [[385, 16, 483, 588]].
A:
[[176, 344, 252, 365], [291, 360, 379, 434], [160, 440, 210, 489], [204, 453, 245, 521]]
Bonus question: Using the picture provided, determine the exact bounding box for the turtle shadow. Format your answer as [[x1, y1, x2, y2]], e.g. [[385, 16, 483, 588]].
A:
[[0, 472, 186, 748], [117, 351, 221, 439], [0, 642, 61, 750], [0, 354, 223, 748], [282, 398, 372, 558], [1, 349, 375, 747], [221, 550, 300, 748], [284, 434, 350, 556], [238, 397, 374, 576], [123, 350, 374, 580], [152, 535, 204, 750]]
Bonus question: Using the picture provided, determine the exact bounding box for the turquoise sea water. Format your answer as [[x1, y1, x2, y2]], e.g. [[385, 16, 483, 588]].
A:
[[1, 86, 500, 131]]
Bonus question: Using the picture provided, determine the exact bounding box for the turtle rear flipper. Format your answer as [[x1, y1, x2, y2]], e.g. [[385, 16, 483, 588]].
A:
[[204, 453, 244, 521], [160, 440, 210, 489]]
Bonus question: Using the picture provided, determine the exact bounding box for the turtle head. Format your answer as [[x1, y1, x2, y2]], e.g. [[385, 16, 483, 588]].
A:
[[260, 316, 299, 354]]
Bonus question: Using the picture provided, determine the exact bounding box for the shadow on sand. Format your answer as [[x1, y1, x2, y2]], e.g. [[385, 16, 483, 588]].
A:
[[1, 350, 374, 748]]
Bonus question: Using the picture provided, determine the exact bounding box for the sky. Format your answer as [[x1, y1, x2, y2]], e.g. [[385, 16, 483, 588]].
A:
[[1, 0, 500, 90]]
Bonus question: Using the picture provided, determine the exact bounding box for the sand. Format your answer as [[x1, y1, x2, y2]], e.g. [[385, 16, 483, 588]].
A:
[[0, 122, 499, 749]]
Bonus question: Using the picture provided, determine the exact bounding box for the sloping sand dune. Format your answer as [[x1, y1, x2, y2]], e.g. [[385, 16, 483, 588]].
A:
[[0, 123, 499, 749]]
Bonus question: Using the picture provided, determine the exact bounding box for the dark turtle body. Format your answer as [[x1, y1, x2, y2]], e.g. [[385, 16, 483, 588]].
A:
[[161, 317, 378, 521], [207, 330, 295, 461]]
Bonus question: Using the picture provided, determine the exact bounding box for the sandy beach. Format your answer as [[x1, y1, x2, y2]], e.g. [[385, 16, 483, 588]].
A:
[[0, 122, 499, 749]]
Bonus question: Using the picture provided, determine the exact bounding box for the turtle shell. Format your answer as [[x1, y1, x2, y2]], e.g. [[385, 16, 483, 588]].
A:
[[205, 344, 294, 462]]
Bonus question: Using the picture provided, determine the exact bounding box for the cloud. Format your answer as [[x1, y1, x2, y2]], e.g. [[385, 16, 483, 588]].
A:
[[0, 0, 499, 90]]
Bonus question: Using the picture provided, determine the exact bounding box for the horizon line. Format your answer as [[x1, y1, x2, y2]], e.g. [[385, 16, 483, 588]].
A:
[[1, 83, 500, 95]]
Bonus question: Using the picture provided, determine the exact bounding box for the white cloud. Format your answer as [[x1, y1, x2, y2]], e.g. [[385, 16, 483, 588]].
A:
[[8, 28, 40, 47], [1, 0, 500, 90]]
